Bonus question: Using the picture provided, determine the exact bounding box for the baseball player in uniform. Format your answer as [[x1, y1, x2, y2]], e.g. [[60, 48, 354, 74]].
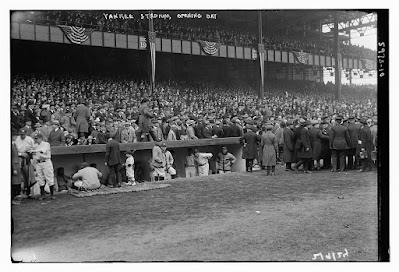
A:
[[32, 133, 55, 200]]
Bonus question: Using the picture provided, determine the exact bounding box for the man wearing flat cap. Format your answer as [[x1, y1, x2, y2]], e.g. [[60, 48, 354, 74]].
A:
[[330, 115, 351, 172], [48, 120, 65, 146]]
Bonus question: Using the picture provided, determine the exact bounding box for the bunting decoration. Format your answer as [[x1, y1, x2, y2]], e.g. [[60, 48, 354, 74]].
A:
[[362, 59, 375, 70], [198, 40, 221, 55], [293, 50, 309, 64], [59, 25, 93, 44]]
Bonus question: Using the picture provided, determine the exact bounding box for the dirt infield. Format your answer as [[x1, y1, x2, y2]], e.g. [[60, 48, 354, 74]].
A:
[[11, 166, 378, 262]]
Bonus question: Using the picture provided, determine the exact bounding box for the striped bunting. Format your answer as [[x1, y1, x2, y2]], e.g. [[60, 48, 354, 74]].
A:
[[198, 40, 221, 55], [59, 25, 93, 44]]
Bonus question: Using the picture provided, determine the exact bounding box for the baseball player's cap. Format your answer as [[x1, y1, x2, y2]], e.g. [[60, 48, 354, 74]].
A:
[[18, 129, 26, 135]]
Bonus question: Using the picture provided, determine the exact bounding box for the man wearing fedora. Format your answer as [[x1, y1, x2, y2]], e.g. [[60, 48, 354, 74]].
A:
[[330, 115, 351, 172]]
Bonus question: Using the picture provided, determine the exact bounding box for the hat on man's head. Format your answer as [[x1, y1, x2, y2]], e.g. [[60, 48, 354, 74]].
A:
[[359, 118, 368, 124], [310, 120, 318, 125], [265, 124, 273, 131], [186, 120, 195, 126], [81, 162, 89, 169], [141, 98, 149, 104], [286, 120, 294, 126], [303, 120, 311, 126], [335, 115, 343, 121], [12, 128, 18, 136], [299, 118, 306, 125], [18, 128, 26, 135], [52, 120, 60, 125], [34, 133, 43, 139]]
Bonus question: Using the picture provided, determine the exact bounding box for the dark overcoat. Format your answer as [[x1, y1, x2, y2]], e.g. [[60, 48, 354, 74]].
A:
[[241, 130, 261, 159], [105, 139, 122, 166], [347, 123, 361, 149], [74, 104, 91, 134], [282, 127, 295, 163], [297, 127, 313, 159], [330, 124, 351, 150]]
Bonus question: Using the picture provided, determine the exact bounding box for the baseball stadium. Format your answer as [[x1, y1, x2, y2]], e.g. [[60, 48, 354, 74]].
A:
[[9, 9, 388, 262]]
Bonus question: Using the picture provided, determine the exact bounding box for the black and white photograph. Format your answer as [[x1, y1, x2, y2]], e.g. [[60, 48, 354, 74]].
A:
[[5, 1, 391, 266]]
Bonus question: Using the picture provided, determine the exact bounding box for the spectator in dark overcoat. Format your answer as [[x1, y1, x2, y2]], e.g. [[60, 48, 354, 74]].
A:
[[330, 116, 351, 172], [240, 124, 261, 172], [294, 120, 313, 173]]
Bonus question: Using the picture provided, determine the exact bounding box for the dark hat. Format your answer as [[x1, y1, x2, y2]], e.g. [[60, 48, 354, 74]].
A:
[[34, 133, 43, 139], [12, 128, 18, 136], [141, 98, 149, 104], [359, 118, 368, 124], [265, 124, 273, 130], [348, 116, 355, 120], [303, 120, 311, 126], [286, 120, 294, 126], [335, 115, 343, 120], [18, 128, 26, 135]]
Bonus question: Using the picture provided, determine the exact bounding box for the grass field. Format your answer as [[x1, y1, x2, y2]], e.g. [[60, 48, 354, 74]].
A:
[[11, 166, 378, 262]]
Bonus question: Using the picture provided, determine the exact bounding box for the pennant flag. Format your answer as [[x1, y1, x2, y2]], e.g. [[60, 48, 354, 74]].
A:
[[293, 50, 309, 64], [59, 25, 93, 44], [362, 59, 375, 70], [148, 31, 156, 88], [198, 41, 221, 55]]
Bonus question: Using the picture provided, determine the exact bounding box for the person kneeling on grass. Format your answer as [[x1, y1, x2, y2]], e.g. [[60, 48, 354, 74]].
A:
[[72, 162, 102, 190], [123, 150, 137, 186]]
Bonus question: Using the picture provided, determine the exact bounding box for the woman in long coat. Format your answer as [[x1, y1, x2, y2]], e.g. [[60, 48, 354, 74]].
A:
[[240, 125, 261, 172], [283, 120, 295, 171], [261, 125, 278, 176]]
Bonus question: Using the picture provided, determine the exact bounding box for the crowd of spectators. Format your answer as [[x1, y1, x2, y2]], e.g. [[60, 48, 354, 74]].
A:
[[14, 10, 376, 59], [11, 73, 377, 147]]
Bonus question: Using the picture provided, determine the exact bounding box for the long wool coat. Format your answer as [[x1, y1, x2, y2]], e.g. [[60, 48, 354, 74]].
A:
[[73, 104, 91, 134], [297, 127, 313, 159], [261, 131, 278, 166], [283, 127, 295, 163], [241, 130, 261, 159], [309, 127, 329, 160]]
